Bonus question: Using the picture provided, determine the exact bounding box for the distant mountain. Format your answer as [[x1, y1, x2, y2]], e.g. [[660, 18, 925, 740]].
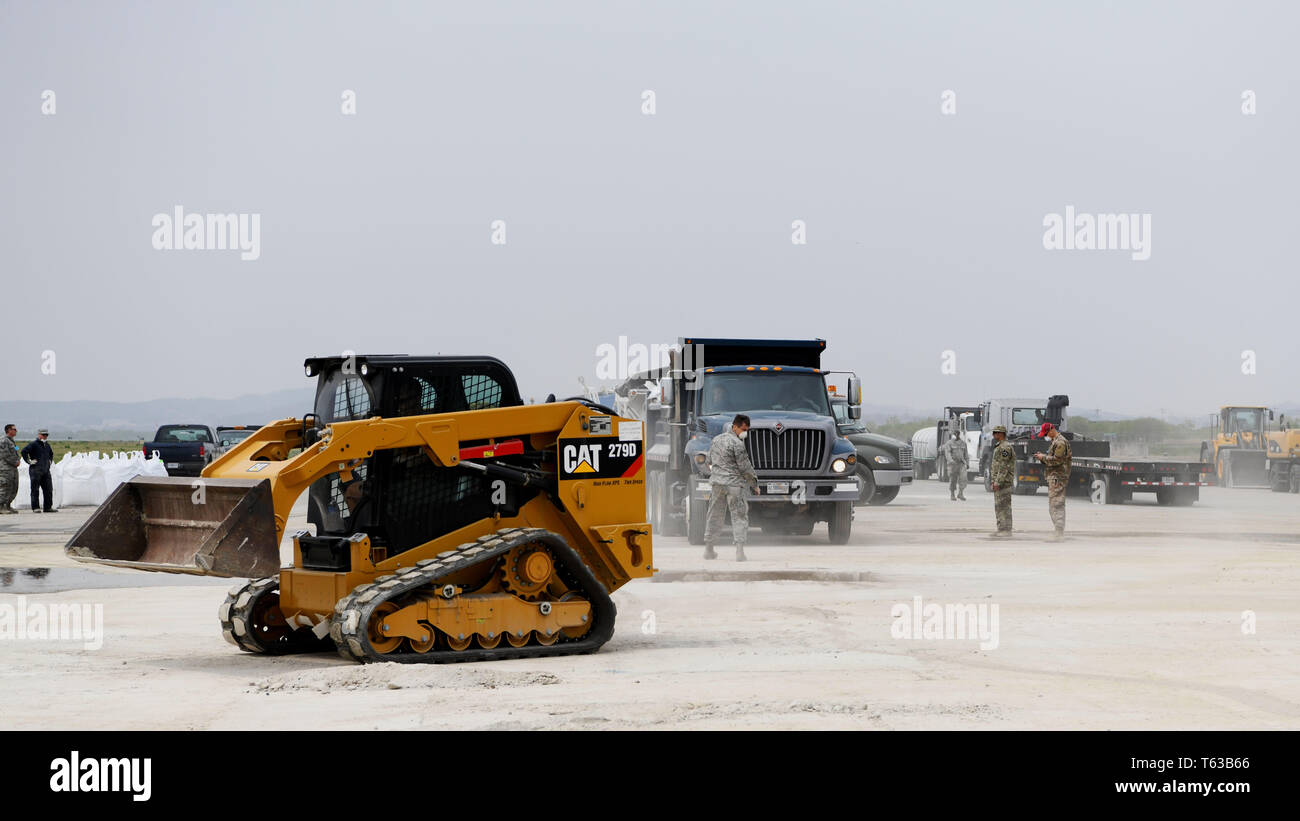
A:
[[0, 388, 316, 439]]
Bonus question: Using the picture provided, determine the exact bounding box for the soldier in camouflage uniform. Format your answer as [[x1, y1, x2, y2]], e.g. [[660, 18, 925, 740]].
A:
[[704, 413, 760, 562], [989, 425, 1015, 537], [0, 425, 19, 513], [1033, 422, 1072, 539], [942, 430, 969, 500]]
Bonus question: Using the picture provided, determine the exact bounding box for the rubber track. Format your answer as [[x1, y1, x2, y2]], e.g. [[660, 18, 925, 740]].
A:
[[330, 527, 617, 664], [217, 577, 332, 655]]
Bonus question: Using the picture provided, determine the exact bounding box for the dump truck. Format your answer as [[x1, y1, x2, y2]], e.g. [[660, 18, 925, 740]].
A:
[[617, 337, 862, 544], [66, 354, 652, 663], [976, 395, 1213, 505], [1265, 413, 1300, 493], [1201, 405, 1271, 488]]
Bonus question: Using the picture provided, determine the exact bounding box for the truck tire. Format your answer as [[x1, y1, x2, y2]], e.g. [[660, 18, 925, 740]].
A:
[[854, 465, 876, 505], [827, 501, 852, 545], [982, 459, 993, 493], [1270, 467, 1289, 493], [1291, 466, 1300, 493], [937, 461, 947, 483], [1091, 472, 1110, 505], [869, 486, 900, 505], [686, 492, 706, 545], [1220, 454, 1234, 488], [646, 471, 661, 529]]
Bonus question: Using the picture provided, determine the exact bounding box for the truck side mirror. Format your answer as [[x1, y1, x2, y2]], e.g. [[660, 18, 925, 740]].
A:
[[849, 405, 862, 420], [846, 376, 862, 407]]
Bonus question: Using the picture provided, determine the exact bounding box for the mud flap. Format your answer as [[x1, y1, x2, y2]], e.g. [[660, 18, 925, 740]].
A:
[[64, 477, 282, 577]]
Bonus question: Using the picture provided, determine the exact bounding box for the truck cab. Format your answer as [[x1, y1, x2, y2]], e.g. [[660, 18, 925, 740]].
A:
[[632, 338, 862, 545]]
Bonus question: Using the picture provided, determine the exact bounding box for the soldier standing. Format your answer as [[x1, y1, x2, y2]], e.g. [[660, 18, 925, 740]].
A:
[[942, 429, 969, 501], [704, 413, 760, 562], [0, 424, 20, 513], [1033, 422, 1071, 539], [989, 425, 1015, 537], [20, 428, 56, 513]]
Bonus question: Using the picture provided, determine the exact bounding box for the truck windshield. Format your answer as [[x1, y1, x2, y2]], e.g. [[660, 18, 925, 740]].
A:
[[1226, 409, 1264, 432], [966, 416, 981, 431], [700, 372, 832, 416], [218, 429, 256, 445], [1011, 407, 1046, 426], [154, 425, 212, 443]]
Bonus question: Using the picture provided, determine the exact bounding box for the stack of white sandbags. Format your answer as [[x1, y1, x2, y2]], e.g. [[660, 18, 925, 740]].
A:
[[16, 450, 170, 509]]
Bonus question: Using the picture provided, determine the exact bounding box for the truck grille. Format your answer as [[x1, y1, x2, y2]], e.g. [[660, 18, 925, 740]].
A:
[[899, 445, 913, 469], [745, 428, 825, 471]]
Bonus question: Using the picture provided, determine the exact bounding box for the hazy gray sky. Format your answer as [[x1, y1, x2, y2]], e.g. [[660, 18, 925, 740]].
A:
[[2, 1, 1296, 417]]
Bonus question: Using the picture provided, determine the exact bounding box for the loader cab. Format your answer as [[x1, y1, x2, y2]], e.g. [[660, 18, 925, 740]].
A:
[[304, 355, 525, 557], [1217, 406, 1268, 447]]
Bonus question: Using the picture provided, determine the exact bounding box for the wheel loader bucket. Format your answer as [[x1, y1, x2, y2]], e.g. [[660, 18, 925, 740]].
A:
[[1227, 450, 1269, 488], [65, 477, 282, 578]]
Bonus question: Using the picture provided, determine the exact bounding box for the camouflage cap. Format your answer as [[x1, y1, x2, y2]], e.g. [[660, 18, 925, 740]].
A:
[[992, 425, 1008, 434]]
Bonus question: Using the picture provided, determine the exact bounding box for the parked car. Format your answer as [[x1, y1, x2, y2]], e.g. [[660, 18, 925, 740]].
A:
[[143, 424, 218, 476], [215, 425, 261, 456]]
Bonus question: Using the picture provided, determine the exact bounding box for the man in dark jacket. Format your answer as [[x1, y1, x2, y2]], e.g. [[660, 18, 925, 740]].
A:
[[20, 428, 56, 513]]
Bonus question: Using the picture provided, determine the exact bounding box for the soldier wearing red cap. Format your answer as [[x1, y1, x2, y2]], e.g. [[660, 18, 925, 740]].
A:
[[1033, 423, 1071, 539]]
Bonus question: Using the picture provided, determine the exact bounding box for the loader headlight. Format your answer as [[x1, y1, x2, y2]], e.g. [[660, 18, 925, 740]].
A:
[[832, 458, 848, 473]]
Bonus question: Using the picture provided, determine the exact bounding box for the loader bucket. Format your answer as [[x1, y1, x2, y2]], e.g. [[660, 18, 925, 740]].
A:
[[1226, 450, 1269, 488], [65, 477, 282, 578]]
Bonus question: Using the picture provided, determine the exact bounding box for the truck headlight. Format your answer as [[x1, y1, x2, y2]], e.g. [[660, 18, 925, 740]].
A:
[[832, 458, 848, 473], [873, 455, 892, 464]]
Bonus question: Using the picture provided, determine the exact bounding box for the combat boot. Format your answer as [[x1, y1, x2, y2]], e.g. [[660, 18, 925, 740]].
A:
[[958, 491, 966, 500], [950, 490, 956, 501], [735, 545, 747, 562], [703, 544, 717, 560]]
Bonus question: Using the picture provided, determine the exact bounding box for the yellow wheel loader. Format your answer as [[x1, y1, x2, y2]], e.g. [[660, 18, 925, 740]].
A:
[[1265, 414, 1300, 494], [66, 355, 654, 663], [1200, 405, 1271, 488]]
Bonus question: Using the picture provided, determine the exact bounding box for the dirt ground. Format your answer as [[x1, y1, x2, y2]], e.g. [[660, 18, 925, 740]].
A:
[[1, 480, 1297, 730]]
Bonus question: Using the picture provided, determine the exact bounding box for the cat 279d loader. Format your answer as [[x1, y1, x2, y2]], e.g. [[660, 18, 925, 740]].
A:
[[65, 355, 654, 663]]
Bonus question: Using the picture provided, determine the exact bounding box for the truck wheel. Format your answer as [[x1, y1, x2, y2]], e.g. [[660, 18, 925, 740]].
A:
[[982, 460, 992, 492], [827, 501, 852, 545], [1174, 487, 1197, 506], [855, 465, 876, 505], [1291, 467, 1300, 493], [1091, 473, 1110, 505], [1220, 454, 1234, 488], [1270, 468, 1289, 493], [647, 471, 664, 529], [937, 461, 947, 482], [869, 486, 900, 505], [686, 492, 706, 545]]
